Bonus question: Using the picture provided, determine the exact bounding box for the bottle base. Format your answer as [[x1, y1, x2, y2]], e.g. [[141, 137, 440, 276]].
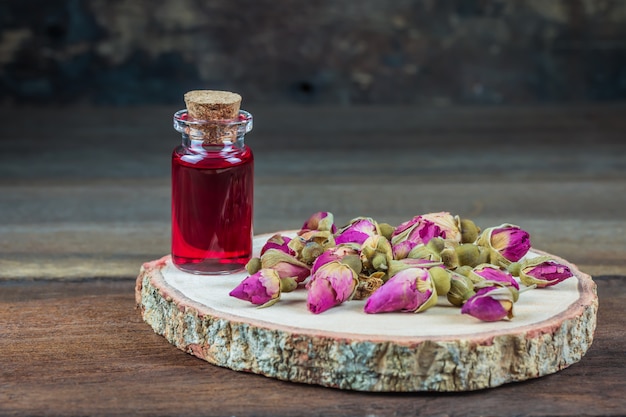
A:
[[172, 257, 248, 275]]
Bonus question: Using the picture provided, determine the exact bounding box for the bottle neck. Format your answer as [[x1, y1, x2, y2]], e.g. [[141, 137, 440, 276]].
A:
[[174, 109, 253, 151], [181, 135, 246, 153]]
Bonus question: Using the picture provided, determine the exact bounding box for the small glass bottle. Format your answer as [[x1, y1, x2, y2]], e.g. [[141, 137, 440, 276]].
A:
[[171, 108, 254, 274]]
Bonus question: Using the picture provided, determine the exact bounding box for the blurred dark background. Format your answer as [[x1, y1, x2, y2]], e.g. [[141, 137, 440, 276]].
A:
[[2, 0, 626, 107], [0, 0, 625, 285]]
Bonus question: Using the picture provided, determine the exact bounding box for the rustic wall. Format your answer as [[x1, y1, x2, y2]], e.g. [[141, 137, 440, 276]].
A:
[[1, 0, 626, 105]]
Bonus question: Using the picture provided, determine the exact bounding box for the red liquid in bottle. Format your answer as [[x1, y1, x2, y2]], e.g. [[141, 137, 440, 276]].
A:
[[171, 145, 253, 274]]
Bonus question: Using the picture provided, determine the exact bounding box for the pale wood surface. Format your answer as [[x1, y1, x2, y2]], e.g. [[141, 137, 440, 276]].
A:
[[1, 105, 625, 415]]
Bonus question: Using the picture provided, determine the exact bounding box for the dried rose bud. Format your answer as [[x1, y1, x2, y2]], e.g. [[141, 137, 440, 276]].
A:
[[287, 235, 306, 257], [364, 267, 438, 314], [406, 243, 442, 262], [391, 216, 442, 246], [447, 272, 476, 307], [439, 248, 459, 269], [299, 211, 337, 234], [260, 233, 295, 256], [306, 261, 358, 314], [311, 244, 360, 275], [334, 217, 380, 245], [515, 256, 574, 288], [229, 268, 283, 307], [260, 249, 311, 283], [378, 222, 396, 240], [298, 229, 336, 248], [455, 265, 473, 277], [278, 276, 298, 293], [461, 286, 516, 321], [421, 212, 463, 243], [300, 241, 325, 265], [360, 235, 393, 272], [507, 261, 522, 276], [491, 225, 531, 261], [354, 271, 385, 300], [245, 257, 262, 275], [429, 266, 451, 295], [454, 243, 489, 268], [459, 217, 480, 243], [392, 240, 418, 260], [338, 254, 363, 276], [288, 230, 335, 264], [391, 212, 462, 246], [470, 264, 520, 291], [477, 223, 531, 266], [426, 237, 446, 253]]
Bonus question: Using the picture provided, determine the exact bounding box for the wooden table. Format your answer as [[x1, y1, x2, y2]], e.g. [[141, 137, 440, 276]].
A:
[[1, 105, 625, 416]]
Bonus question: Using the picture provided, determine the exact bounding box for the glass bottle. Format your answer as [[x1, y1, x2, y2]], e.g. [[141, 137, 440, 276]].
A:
[[171, 109, 254, 274]]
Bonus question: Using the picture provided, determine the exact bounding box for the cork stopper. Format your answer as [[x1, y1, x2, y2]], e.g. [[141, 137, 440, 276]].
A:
[[183, 90, 242, 144], [184, 90, 242, 121]]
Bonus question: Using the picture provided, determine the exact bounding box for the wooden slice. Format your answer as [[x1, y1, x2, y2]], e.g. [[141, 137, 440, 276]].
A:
[[135, 232, 598, 392]]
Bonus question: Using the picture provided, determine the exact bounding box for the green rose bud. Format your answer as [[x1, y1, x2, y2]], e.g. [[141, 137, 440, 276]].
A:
[[378, 222, 396, 240], [454, 243, 489, 267], [245, 257, 262, 275], [447, 272, 476, 307], [440, 248, 459, 269], [407, 243, 442, 262], [360, 235, 393, 272], [429, 266, 452, 295], [459, 218, 480, 243]]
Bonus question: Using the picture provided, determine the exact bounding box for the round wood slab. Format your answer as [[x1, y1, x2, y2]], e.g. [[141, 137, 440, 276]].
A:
[[135, 232, 598, 392]]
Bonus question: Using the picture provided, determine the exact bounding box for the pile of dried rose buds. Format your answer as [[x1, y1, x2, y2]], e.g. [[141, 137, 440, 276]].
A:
[[229, 212, 574, 322]]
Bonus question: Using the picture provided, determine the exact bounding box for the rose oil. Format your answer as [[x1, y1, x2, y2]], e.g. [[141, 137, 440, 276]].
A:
[[171, 106, 254, 274]]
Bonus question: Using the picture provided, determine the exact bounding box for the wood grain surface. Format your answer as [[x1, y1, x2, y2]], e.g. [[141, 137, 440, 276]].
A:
[[0, 105, 625, 416], [0, 276, 622, 416]]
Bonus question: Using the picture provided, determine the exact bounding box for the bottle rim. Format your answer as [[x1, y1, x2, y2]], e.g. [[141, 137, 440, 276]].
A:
[[173, 109, 253, 135]]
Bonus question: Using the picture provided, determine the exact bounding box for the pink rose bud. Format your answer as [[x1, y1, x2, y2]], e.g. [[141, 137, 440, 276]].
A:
[[306, 261, 358, 314], [391, 212, 461, 246], [300, 211, 337, 234], [461, 286, 516, 322], [229, 269, 282, 307], [364, 267, 437, 314], [518, 256, 573, 288], [491, 225, 531, 262], [311, 245, 360, 275], [334, 217, 379, 245], [419, 212, 463, 243], [478, 223, 531, 266], [392, 216, 441, 245], [472, 264, 519, 290], [260, 249, 311, 283], [392, 240, 418, 260], [272, 261, 311, 283], [260, 233, 295, 256]]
